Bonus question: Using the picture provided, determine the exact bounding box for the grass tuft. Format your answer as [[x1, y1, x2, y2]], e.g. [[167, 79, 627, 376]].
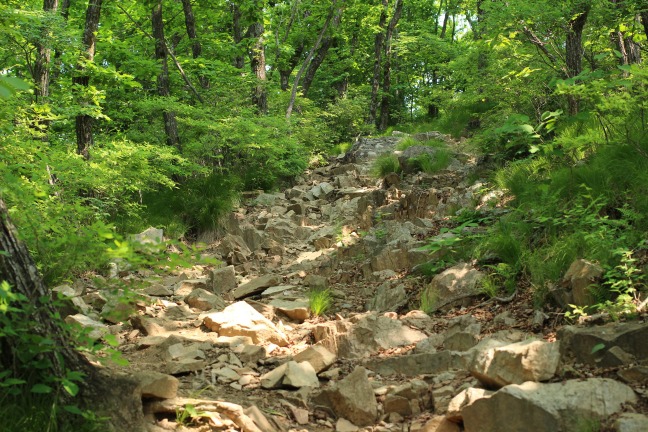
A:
[[308, 288, 333, 316]]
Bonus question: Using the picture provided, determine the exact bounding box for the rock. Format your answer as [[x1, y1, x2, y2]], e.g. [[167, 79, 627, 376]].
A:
[[216, 234, 252, 264], [384, 394, 412, 416], [382, 172, 400, 188], [365, 351, 467, 377], [618, 365, 648, 384], [64, 314, 109, 340], [558, 322, 648, 367], [446, 388, 492, 422], [289, 406, 309, 425], [614, 413, 648, 432], [134, 371, 179, 399], [260, 363, 288, 389], [398, 145, 439, 174], [366, 282, 408, 313], [209, 265, 237, 294], [337, 314, 427, 359], [212, 367, 240, 383], [143, 284, 173, 296], [283, 361, 319, 388], [443, 331, 479, 352], [322, 367, 378, 427], [269, 299, 310, 322], [131, 315, 166, 336], [166, 342, 206, 361], [261, 285, 296, 297], [175, 278, 208, 296], [470, 339, 560, 388], [304, 274, 328, 290], [561, 259, 603, 306], [415, 416, 461, 432], [424, 263, 484, 312], [370, 248, 409, 273], [231, 274, 281, 299], [232, 344, 267, 364], [293, 345, 336, 373], [132, 227, 164, 245], [336, 418, 359, 432], [184, 288, 225, 311], [461, 379, 637, 432], [203, 301, 289, 346]]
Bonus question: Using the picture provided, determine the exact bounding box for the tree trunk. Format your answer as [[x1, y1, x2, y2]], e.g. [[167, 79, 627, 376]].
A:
[[301, 9, 342, 97], [248, 16, 268, 114], [33, 0, 59, 102], [279, 42, 304, 91], [565, 5, 590, 115], [368, 0, 389, 126], [0, 199, 146, 432], [73, 0, 103, 160], [286, 0, 339, 118], [181, 0, 201, 59], [152, 0, 180, 148], [231, 3, 245, 69], [379, 0, 403, 131]]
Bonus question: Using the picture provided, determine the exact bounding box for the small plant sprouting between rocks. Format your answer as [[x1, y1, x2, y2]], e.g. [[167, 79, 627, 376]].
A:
[[308, 288, 333, 316]]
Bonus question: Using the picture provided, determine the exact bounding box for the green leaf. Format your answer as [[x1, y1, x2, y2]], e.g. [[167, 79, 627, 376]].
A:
[[1, 378, 26, 387], [63, 380, 79, 396], [591, 343, 606, 354], [518, 124, 535, 134], [63, 405, 84, 416], [31, 383, 53, 394], [103, 333, 120, 347]]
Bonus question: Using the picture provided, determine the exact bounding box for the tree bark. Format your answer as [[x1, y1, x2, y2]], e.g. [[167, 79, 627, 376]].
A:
[[301, 8, 342, 97], [73, 0, 103, 160], [181, 0, 201, 59], [0, 198, 146, 431], [286, 0, 339, 118], [152, 0, 181, 148], [279, 42, 304, 91], [247, 2, 268, 115], [368, 0, 389, 126], [231, 2, 245, 69], [565, 5, 590, 115], [379, 0, 403, 131], [33, 0, 59, 102]]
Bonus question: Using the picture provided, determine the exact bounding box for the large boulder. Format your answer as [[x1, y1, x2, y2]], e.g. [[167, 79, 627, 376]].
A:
[[366, 282, 408, 313], [231, 274, 281, 299], [203, 301, 289, 346], [424, 263, 484, 312], [462, 379, 637, 432], [316, 367, 378, 427], [560, 259, 603, 306], [469, 339, 560, 388], [209, 265, 237, 294], [216, 234, 252, 264], [558, 322, 648, 367]]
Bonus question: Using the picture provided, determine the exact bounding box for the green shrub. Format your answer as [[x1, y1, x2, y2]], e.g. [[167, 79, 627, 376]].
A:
[[396, 137, 447, 151], [371, 154, 401, 178], [408, 148, 451, 174], [308, 288, 333, 316]]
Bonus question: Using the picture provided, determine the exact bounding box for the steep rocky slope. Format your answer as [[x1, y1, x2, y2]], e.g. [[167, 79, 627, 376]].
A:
[[62, 132, 648, 432]]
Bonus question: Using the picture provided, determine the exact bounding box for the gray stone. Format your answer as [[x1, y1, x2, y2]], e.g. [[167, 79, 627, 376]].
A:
[[443, 331, 479, 352], [134, 370, 179, 399], [366, 282, 408, 313], [558, 322, 648, 367], [233, 344, 267, 364], [561, 259, 603, 306], [209, 265, 237, 294], [283, 361, 319, 388], [231, 274, 281, 299], [365, 351, 468, 377], [269, 299, 310, 322], [293, 345, 336, 373], [462, 379, 637, 432], [132, 227, 164, 245], [424, 263, 484, 312], [64, 314, 109, 340], [260, 363, 288, 389], [203, 301, 289, 346], [324, 367, 378, 427], [614, 413, 648, 432], [184, 288, 225, 311], [217, 234, 252, 264], [304, 274, 328, 290], [469, 339, 560, 388], [446, 388, 492, 422]]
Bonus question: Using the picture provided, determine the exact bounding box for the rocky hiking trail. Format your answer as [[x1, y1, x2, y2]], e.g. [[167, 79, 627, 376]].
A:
[[63, 132, 648, 432]]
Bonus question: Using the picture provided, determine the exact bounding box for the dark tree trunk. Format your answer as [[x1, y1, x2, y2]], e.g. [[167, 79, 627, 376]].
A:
[[286, 0, 339, 118], [181, 0, 201, 59], [301, 10, 342, 97], [33, 0, 59, 102], [152, 0, 180, 148], [641, 11, 648, 42], [337, 25, 359, 99], [0, 199, 146, 432], [379, 0, 403, 131], [248, 19, 268, 114], [565, 6, 590, 115], [368, 0, 389, 126], [232, 3, 245, 69], [279, 42, 304, 91], [73, 0, 103, 160], [439, 0, 450, 39]]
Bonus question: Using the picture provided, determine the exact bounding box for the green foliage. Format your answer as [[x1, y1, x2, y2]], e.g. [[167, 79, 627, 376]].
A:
[[371, 154, 401, 178], [407, 148, 452, 174], [396, 137, 446, 151], [419, 288, 438, 315], [308, 288, 333, 317]]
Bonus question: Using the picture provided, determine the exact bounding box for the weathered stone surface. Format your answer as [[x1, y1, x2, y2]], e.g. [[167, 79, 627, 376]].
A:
[[216, 234, 252, 264], [209, 265, 237, 294], [470, 339, 560, 388], [336, 314, 426, 359], [618, 365, 648, 384], [132, 227, 164, 245], [269, 299, 310, 322], [443, 331, 479, 352], [304, 274, 328, 290], [244, 405, 279, 432], [134, 371, 179, 399], [321, 367, 378, 427], [64, 314, 109, 340], [231, 274, 281, 299], [558, 322, 648, 367], [365, 351, 468, 377], [232, 344, 267, 364], [366, 282, 408, 312], [293, 345, 336, 373], [614, 413, 648, 432], [415, 416, 461, 432], [336, 418, 359, 432], [446, 388, 492, 422], [175, 279, 208, 296], [260, 363, 288, 389], [424, 263, 484, 312], [131, 315, 166, 336], [462, 379, 637, 432], [143, 284, 173, 296], [203, 301, 289, 346], [282, 361, 319, 388], [561, 259, 603, 306], [184, 288, 225, 311]]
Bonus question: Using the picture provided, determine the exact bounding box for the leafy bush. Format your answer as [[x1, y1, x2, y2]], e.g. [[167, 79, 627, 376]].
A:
[[408, 148, 452, 174]]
